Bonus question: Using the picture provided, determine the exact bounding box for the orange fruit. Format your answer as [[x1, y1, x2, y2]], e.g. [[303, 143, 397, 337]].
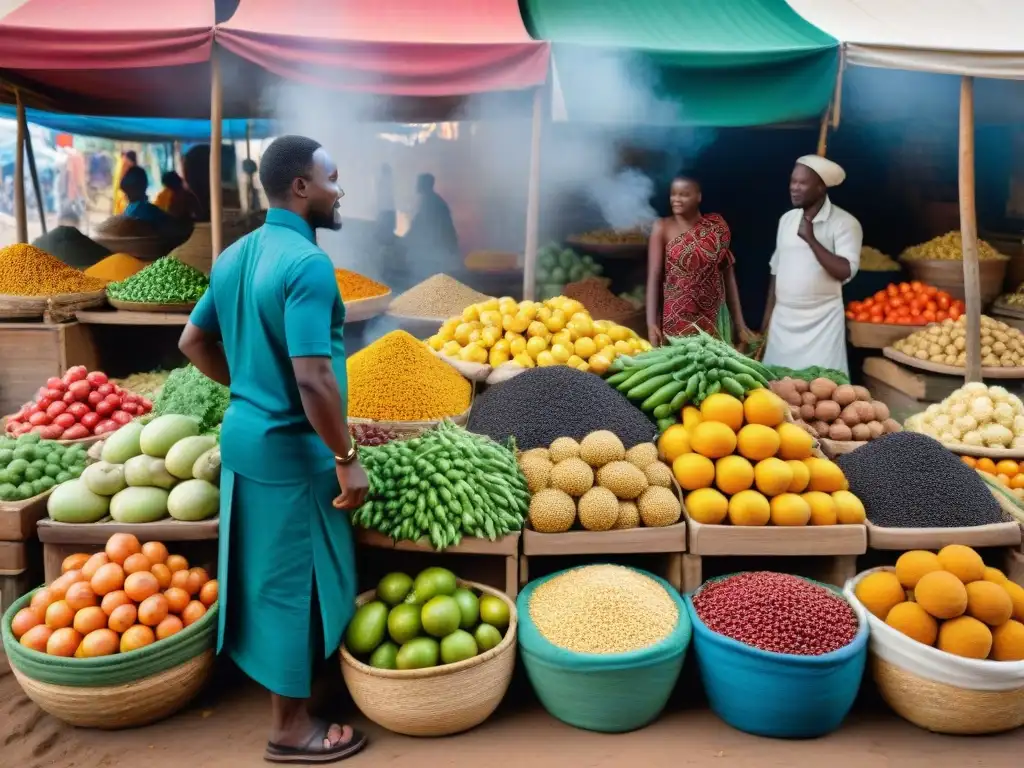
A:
[[11, 607, 42, 639], [977, 457, 997, 474], [141, 541, 169, 564], [170, 569, 191, 591], [81, 552, 109, 580], [19, 624, 53, 652], [164, 587, 190, 614], [105, 533, 141, 565], [91, 562, 126, 596], [151, 563, 172, 589], [100, 589, 132, 616], [137, 594, 169, 627], [29, 587, 58, 621], [79, 628, 119, 657], [657, 425, 691, 463], [65, 582, 98, 612], [44, 600, 75, 630], [165, 554, 189, 573], [46, 627, 82, 657], [108, 603, 138, 633], [182, 600, 207, 627], [996, 460, 1019, 477], [123, 553, 152, 575], [73, 606, 109, 635], [124, 571, 160, 603], [48, 570, 81, 600], [61, 553, 90, 573], [199, 579, 219, 607], [155, 615, 184, 641], [185, 567, 210, 597], [120, 624, 156, 653], [960, 455, 977, 469], [1012, 474, 1024, 490]]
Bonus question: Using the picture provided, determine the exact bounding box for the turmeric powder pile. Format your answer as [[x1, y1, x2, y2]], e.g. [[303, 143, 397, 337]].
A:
[[0, 243, 107, 296], [347, 330, 471, 421], [335, 268, 389, 302], [85, 253, 147, 282]]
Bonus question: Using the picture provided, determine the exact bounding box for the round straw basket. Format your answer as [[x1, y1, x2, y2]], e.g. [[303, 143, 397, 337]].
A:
[[171, 224, 213, 275], [339, 580, 517, 737], [870, 655, 1024, 735], [901, 257, 1008, 305], [0, 288, 107, 321]]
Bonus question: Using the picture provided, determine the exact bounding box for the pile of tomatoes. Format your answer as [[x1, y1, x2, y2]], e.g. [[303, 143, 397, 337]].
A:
[[846, 281, 966, 326]]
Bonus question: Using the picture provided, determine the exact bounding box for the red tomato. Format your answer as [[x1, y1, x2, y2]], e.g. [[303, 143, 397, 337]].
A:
[[28, 411, 51, 426], [40, 425, 64, 440], [62, 391, 77, 404], [46, 377, 66, 391], [95, 400, 115, 417], [53, 413, 76, 429], [36, 396, 52, 410], [94, 420, 118, 435], [61, 424, 90, 440], [96, 384, 113, 397], [67, 402, 90, 419], [87, 391, 104, 407], [121, 402, 140, 415], [104, 393, 121, 406], [63, 366, 88, 384], [86, 371, 108, 387], [110, 411, 133, 425], [140, 400, 153, 414], [46, 401, 67, 418], [12, 423, 33, 436], [67, 380, 91, 401], [80, 412, 101, 430]]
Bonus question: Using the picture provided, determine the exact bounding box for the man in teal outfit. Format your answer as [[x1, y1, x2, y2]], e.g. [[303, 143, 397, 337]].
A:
[[178, 135, 369, 763]]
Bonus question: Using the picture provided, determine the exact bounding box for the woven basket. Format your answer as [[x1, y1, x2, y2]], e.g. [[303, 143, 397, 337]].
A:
[[339, 580, 516, 736], [0, 288, 107, 321], [170, 223, 213, 275], [901, 257, 1008, 305], [11, 650, 215, 729], [871, 655, 1024, 735]]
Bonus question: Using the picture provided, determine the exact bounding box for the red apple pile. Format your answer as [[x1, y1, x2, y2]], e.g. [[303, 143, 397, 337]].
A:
[[4, 367, 153, 441]]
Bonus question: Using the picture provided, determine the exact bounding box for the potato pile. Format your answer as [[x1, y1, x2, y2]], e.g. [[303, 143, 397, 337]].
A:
[[769, 377, 901, 442], [893, 315, 1024, 368], [518, 431, 681, 533]]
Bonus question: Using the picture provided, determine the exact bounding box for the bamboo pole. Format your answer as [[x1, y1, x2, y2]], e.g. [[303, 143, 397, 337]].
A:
[[522, 87, 543, 301], [210, 52, 224, 262], [816, 107, 830, 157], [13, 90, 27, 243], [24, 127, 46, 235], [959, 76, 982, 382]]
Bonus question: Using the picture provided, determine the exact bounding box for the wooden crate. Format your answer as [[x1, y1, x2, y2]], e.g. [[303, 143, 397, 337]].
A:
[[354, 529, 520, 598], [1006, 549, 1024, 587], [0, 490, 52, 542], [0, 321, 99, 415], [864, 519, 1022, 550]]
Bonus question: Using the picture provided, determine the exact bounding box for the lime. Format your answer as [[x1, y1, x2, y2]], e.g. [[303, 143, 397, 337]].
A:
[[440, 629, 478, 664], [474, 623, 503, 652], [420, 595, 461, 638], [413, 567, 457, 602], [345, 601, 388, 655], [377, 572, 413, 606], [396, 637, 439, 670], [479, 595, 510, 631], [387, 603, 422, 644], [453, 588, 480, 630], [369, 641, 399, 669]]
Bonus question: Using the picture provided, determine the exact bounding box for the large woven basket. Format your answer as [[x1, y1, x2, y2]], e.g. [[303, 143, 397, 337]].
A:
[[339, 580, 517, 737], [901, 257, 1008, 305], [0, 288, 107, 321], [349, 397, 472, 445], [170, 223, 213, 275]]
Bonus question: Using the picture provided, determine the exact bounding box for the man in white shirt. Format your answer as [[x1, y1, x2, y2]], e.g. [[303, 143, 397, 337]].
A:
[[761, 155, 863, 376]]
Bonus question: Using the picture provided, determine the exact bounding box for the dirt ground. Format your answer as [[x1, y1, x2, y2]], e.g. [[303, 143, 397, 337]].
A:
[[2, 652, 1019, 768]]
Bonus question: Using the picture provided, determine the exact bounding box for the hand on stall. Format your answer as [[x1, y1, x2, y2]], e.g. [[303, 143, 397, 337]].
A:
[[333, 459, 370, 510], [648, 325, 664, 347]]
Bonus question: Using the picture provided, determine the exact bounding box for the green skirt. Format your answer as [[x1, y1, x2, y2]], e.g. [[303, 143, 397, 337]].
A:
[[217, 468, 357, 698]]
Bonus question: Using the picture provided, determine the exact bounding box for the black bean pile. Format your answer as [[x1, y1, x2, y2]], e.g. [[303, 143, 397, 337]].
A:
[[693, 572, 859, 656], [32, 226, 111, 269], [468, 367, 656, 450], [837, 431, 1004, 528]]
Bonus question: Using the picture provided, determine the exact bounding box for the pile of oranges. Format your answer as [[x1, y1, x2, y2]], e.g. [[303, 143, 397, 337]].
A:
[[845, 281, 965, 326], [10, 533, 217, 658], [961, 455, 1024, 495]]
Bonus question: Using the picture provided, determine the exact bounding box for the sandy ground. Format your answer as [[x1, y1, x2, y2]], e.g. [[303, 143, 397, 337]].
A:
[[2, 651, 1019, 768]]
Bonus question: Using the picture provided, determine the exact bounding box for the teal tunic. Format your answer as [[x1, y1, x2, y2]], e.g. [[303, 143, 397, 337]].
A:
[[189, 208, 356, 698]]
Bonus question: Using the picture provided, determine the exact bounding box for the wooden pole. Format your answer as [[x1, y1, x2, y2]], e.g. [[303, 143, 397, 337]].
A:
[[816, 108, 830, 157], [24, 127, 46, 235], [522, 87, 543, 301], [959, 76, 982, 383], [210, 52, 224, 262], [13, 90, 27, 243]]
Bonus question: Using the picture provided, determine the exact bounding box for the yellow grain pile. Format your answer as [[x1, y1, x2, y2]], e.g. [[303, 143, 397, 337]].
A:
[[901, 232, 1008, 262], [529, 564, 678, 654], [335, 268, 389, 302], [0, 244, 106, 296], [85, 253, 147, 282], [346, 330, 472, 421]]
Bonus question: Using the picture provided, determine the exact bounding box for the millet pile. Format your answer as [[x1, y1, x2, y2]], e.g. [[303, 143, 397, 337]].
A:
[[388, 273, 492, 319], [837, 432, 1004, 528], [693, 572, 859, 656], [335, 268, 389, 302], [0, 244, 106, 296], [468, 366, 656, 450]]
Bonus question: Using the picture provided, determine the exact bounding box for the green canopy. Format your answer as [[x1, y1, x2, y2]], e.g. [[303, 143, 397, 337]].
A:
[[521, 0, 839, 126]]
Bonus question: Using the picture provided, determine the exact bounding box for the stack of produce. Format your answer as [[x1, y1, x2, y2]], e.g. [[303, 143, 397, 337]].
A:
[[963, 456, 1024, 497], [469, 366, 656, 450], [0, 433, 87, 502], [535, 243, 602, 299], [764, 365, 849, 386], [846, 281, 964, 325], [0, 243, 106, 296], [605, 331, 773, 432], [10, 532, 217, 657], [48, 416, 220, 525], [112, 370, 171, 401], [351, 424, 402, 448], [32, 227, 111, 270], [837, 432, 1005, 528], [570, 227, 648, 246], [4, 367, 153, 440], [694, 572, 859, 655], [519, 432, 681, 533], [664, 391, 866, 527], [893, 315, 1024, 369], [770, 377, 901, 442], [353, 421, 526, 549], [84, 253, 147, 282], [901, 231, 1008, 262], [153, 365, 229, 435], [345, 567, 510, 669], [562, 277, 637, 321], [859, 246, 900, 272], [427, 295, 649, 373], [348, 331, 471, 422], [854, 547, 1024, 661], [619, 285, 646, 309], [388, 274, 492, 320], [106, 256, 209, 305], [906, 382, 1024, 450], [997, 282, 1024, 309], [464, 250, 519, 272], [335, 268, 389, 302]]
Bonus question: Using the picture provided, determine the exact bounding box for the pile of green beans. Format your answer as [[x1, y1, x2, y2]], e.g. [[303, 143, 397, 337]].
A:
[[605, 330, 773, 432], [354, 421, 528, 550], [107, 256, 209, 304]]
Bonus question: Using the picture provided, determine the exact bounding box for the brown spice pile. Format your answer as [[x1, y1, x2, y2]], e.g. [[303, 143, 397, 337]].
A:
[[563, 277, 636, 320]]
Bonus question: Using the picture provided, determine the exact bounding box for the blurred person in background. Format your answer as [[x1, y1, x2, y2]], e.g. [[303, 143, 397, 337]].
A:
[[646, 175, 753, 346], [154, 170, 201, 222], [177, 134, 368, 764], [112, 150, 136, 215], [404, 172, 459, 281], [121, 166, 176, 231]]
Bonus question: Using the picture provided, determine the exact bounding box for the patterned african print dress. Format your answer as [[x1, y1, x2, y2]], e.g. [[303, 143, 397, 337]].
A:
[[661, 213, 734, 337]]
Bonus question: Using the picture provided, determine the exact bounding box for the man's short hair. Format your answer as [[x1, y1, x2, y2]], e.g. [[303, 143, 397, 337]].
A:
[[259, 135, 322, 200]]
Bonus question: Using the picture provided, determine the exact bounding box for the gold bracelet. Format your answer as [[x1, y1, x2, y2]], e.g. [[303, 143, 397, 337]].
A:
[[334, 446, 358, 465]]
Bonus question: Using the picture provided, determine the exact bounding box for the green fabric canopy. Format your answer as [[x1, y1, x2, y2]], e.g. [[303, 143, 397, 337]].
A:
[[521, 0, 840, 126]]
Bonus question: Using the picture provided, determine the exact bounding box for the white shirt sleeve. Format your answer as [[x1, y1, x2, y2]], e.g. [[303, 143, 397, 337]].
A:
[[833, 213, 863, 285]]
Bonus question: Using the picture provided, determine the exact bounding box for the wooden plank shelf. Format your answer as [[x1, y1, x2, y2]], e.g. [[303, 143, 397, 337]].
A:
[[864, 519, 1022, 551], [75, 310, 189, 326]]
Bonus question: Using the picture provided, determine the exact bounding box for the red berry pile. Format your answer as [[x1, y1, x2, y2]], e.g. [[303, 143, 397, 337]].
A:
[[692, 571, 859, 656], [4, 366, 152, 441]]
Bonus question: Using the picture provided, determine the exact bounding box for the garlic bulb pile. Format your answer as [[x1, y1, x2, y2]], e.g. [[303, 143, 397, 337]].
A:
[[906, 382, 1024, 449]]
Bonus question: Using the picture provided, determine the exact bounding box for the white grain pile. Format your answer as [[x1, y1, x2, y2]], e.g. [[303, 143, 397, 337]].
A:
[[388, 273, 492, 319]]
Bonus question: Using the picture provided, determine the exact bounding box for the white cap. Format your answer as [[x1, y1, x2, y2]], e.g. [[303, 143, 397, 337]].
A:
[[796, 155, 846, 187]]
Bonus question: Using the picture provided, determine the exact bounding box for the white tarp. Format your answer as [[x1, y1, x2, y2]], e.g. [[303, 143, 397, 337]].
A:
[[785, 0, 1024, 79]]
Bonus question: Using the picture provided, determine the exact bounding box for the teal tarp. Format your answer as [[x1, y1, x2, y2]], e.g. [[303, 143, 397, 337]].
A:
[[521, 0, 839, 126]]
